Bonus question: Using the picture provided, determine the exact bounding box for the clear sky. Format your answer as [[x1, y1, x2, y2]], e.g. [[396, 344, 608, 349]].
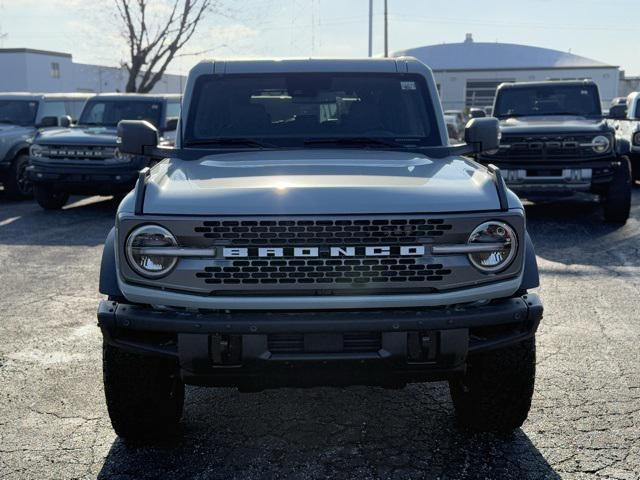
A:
[[1, 0, 639, 76]]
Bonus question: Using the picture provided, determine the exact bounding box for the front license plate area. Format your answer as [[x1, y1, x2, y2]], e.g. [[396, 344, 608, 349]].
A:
[[304, 333, 343, 353]]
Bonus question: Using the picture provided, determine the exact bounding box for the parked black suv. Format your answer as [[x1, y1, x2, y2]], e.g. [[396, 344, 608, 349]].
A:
[[28, 93, 180, 209], [478, 80, 632, 224]]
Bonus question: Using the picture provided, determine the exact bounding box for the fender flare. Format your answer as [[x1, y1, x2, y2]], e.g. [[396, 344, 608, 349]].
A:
[[615, 138, 631, 157], [99, 227, 123, 297], [1, 141, 30, 166], [520, 231, 540, 290]]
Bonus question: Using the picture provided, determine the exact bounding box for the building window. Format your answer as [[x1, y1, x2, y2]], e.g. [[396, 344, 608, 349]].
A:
[[51, 62, 61, 79], [465, 80, 514, 108]]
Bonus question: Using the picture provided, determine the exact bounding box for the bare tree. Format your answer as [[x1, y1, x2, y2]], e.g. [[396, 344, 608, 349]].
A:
[[115, 0, 214, 93]]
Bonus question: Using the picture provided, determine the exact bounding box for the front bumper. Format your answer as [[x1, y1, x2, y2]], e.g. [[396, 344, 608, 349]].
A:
[[98, 293, 543, 389], [27, 158, 147, 194], [478, 157, 618, 195]]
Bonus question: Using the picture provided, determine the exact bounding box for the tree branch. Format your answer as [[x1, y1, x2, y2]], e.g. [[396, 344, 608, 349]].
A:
[[115, 0, 215, 92]]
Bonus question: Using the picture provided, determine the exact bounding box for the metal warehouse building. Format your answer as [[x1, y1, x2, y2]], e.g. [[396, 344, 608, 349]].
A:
[[0, 48, 185, 94], [393, 35, 620, 111]]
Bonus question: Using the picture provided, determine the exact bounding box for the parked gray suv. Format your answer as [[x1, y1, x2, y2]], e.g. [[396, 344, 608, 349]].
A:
[[0, 93, 91, 198], [28, 93, 181, 209], [98, 58, 543, 442]]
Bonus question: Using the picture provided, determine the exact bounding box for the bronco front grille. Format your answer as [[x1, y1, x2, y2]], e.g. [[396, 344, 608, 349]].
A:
[[195, 258, 451, 286], [40, 145, 117, 160], [487, 134, 608, 161], [118, 213, 525, 295], [194, 218, 453, 245]]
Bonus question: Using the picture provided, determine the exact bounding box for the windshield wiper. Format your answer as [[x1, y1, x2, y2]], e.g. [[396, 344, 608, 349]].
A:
[[303, 137, 403, 148], [186, 138, 276, 148], [0, 119, 16, 124]]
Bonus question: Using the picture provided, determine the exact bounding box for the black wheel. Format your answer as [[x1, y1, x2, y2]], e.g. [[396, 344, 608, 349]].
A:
[[449, 337, 536, 433], [603, 157, 632, 224], [3, 154, 33, 199], [34, 185, 69, 210], [103, 344, 184, 443]]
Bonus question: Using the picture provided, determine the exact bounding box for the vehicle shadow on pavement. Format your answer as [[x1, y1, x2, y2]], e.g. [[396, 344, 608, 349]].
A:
[[0, 195, 118, 246], [524, 190, 639, 268], [98, 383, 559, 480]]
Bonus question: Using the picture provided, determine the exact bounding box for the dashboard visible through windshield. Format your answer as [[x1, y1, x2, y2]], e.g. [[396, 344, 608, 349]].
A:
[[185, 73, 441, 147]]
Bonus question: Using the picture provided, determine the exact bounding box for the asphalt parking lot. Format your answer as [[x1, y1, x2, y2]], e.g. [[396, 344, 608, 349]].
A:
[[0, 192, 639, 480]]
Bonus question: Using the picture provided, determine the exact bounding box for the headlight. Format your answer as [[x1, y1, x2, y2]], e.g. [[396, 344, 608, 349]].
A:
[[633, 132, 640, 146], [105, 146, 132, 163], [591, 135, 610, 154], [125, 225, 178, 278], [29, 144, 47, 158], [467, 221, 517, 273]]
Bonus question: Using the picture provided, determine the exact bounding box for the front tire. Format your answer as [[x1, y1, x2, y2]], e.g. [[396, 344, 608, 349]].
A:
[[103, 344, 184, 443], [3, 154, 33, 199], [449, 337, 536, 433], [34, 185, 69, 210], [603, 157, 631, 224]]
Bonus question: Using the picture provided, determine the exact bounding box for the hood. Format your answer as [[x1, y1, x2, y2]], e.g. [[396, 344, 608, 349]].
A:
[[0, 124, 34, 139], [35, 126, 118, 146], [499, 115, 609, 135], [137, 149, 511, 215]]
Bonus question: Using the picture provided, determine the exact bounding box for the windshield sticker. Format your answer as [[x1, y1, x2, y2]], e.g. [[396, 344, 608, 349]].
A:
[[401, 81, 416, 90]]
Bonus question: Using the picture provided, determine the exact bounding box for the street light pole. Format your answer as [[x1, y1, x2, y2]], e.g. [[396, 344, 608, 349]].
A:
[[368, 0, 373, 57], [383, 0, 388, 58]]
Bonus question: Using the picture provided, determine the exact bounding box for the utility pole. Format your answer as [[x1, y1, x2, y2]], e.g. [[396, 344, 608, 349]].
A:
[[0, 0, 7, 48], [383, 0, 388, 57], [368, 0, 373, 57]]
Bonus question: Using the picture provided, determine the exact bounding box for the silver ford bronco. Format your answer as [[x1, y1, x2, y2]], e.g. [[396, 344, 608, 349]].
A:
[[97, 58, 543, 442]]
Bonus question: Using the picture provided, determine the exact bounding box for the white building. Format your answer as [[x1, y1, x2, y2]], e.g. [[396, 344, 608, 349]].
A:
[[0, 48, 185, 94], [393, 35, 620, 111]]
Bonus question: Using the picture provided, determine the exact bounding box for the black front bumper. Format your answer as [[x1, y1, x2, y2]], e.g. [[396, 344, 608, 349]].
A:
[[478, 156, 619, 196], [98, 294, 543, 390], [27, 158, 146, 195]]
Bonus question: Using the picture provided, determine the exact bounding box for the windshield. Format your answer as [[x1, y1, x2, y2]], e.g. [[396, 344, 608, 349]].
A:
[[0, 100, 38, 126], [78, 100, 162, 127], [185, 73, 441, 147], [494, 84, 602, 118]]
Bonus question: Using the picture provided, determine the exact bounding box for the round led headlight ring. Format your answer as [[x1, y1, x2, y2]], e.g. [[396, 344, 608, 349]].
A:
[[591, 135, 610, 154], [125, 224, 178, 278], [467, 221, 517, 273]]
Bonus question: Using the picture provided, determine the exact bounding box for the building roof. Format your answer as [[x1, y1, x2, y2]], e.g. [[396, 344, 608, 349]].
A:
[[92, 93, 182, 100], [393, 35, 615, 71], [0, 48, 72, 58], [0, 92, 93, 100]]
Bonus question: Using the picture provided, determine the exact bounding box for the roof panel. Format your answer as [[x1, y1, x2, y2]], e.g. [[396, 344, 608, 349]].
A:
[[392, 41, 614, 71]]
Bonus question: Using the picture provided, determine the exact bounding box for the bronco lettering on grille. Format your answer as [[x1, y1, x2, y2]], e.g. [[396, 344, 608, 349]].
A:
[[222, 246, 426, 258]]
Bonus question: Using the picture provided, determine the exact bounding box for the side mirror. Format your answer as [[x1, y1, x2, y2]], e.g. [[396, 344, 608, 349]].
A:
[[59, 115, 72, 128], [469, 108, 487, 119], [117, 120, 159, 155], [37, 116, 58, 128], [465, 117, 500, 153], [608, 104, 627, 120], [164, 117, 178, 132]]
